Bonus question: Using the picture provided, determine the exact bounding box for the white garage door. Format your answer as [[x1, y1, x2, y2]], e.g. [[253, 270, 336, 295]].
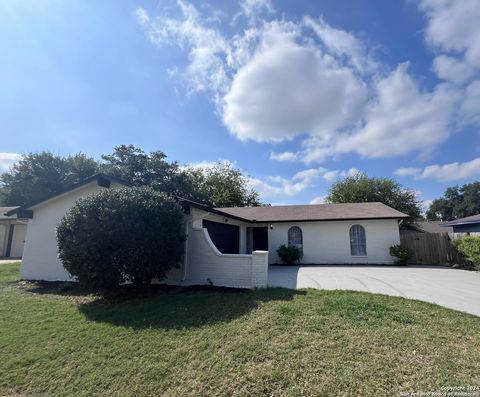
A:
[[10, 224, 27, 258]]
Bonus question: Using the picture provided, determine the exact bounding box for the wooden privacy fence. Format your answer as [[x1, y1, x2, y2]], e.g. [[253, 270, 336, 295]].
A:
[[400, 232, 465, 265]]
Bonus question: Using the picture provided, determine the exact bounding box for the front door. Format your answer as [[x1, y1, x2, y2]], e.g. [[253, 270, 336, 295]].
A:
[[252, 227, 268, 251]]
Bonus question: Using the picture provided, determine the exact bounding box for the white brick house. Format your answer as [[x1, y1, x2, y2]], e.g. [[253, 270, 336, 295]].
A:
[[7, 175, 408, 289]]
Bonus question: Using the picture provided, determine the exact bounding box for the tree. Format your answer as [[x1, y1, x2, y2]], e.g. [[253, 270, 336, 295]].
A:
[[57, 187, 185, 291], [100, 144, 186, 196], [183, 162, 261, 207], [0, 152, 99, 206], [101, 146, 262, 207], [426, 182, 480, 221], [0, 144, 263, 208], [325, 172, 421, 220]]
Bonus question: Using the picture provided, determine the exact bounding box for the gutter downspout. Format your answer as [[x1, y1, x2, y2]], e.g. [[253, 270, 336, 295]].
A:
[[182, 222, 189, 281]]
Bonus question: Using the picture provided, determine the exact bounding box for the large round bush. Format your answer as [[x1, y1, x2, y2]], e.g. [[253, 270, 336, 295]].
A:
[[57, 187, 185, 290]]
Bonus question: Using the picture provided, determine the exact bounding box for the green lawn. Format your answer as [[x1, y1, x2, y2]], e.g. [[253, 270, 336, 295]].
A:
[[1, 262, 480, 397]]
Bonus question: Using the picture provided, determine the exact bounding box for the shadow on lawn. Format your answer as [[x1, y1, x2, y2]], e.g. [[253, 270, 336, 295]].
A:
[[77, 286, 305, 330]]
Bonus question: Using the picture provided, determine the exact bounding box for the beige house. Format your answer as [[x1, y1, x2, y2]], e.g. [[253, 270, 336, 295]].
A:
[[8, 174, 408, 289], [0, 206, 27, 259]]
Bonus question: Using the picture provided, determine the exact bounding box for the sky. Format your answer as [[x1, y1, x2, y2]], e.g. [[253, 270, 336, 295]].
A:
[[0, 0, 479, 208]]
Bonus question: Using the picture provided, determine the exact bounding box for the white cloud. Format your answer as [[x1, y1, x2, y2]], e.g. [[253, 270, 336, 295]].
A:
[[310, 195, 326, 204], [304, 16, 378, 74], [432, 55, 476, 85], [395, 157, 480, 181], [223, 36, 367, 142], [460, 80, 480, 126], [240, 0, 274, 19], [395, 167, 422, 177], [333, 63, 459, 159], [420, 0, 480, 71], [420, 199, 434, 215], [0, 152, 22, 173], [269, 151, 298, 161], [135, 3, 230, 99], [247, 166, 359, 199], [138, 1, 480, 164]]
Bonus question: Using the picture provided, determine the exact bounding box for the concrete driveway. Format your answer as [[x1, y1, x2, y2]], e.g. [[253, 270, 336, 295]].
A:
[[268, 265, 480, 317]]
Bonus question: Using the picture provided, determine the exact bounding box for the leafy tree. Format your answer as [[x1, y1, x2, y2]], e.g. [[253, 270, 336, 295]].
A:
[[101, 146, 261, 207], [427, 182, 480, 221], [100, 144, 186, 196], [183, 162, 261, 207], [0, 145, 262, 208], [57, 187, 185, 291], [0, 152, 98, 205], [325, 172, 421, 220]]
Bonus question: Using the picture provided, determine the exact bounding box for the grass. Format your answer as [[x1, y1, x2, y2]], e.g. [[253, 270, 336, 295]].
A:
[[1, 262, 480, 396]]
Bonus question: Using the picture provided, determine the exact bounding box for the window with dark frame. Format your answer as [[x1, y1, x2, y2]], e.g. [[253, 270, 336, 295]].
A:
[[350, 224, 367, 256], [288, 226, 303, 249]]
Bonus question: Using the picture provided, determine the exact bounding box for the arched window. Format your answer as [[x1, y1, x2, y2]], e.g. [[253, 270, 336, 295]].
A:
[[288, 226, 303, 248], [350, 225, 366, 256]]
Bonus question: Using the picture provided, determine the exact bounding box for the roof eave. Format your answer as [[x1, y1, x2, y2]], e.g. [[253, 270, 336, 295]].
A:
[[443, 221, 480, 227], [6, 174, 132, 216], [249, 216, 410, 223], [177, 198, 253, 223]]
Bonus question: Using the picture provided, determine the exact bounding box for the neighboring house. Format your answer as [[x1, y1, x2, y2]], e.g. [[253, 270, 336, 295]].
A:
[[441, 214, 480, 235], [7, 175, 408, 289], [402, 220, 453, 234], [0, 206, 27, 258]]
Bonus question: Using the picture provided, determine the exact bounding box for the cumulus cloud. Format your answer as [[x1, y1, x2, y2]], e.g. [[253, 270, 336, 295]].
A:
[[223, 38, 367, 141], [395, 158, 480, 181], [269, 151, 298, 161], [420, 0, 480, 73], [137, 1, 479, 164], [310, 195, 327, 204], [333, 64, 459, 159], [247, 166, 359, 198], [432, 55, 476, 85], [0, 152, 22, 172], [303, 16, 378, 74], [460, 80, 480, 126]]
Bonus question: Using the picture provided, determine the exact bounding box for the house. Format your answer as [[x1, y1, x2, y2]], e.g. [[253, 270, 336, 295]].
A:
[[402, 220, 453, 234], [0, 206, 27, 258], [7, 175, 409, 289], [441, 214, 480, 235], [5, 174, 131, 281]]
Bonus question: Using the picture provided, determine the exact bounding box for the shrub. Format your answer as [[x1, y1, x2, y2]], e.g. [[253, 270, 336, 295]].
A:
[[389, 245, 412, 265], [57, 187, 185, 291], [455, 236, 480, 271], [277, 244, 303, 265]]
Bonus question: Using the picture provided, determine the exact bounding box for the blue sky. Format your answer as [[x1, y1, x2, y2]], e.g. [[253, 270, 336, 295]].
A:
[[0, 0, 479, 208]]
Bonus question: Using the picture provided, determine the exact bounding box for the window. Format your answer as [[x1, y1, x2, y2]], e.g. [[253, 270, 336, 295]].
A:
[[288, 226, 303, 248], [350, 225, 366, 256]]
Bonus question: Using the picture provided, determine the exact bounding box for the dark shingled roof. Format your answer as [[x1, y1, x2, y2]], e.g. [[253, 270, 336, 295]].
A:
[[215, 202, 409, 223], [5, 174, 132, 217], [413, 221, 453, 233], [0, 206, 20, 220], [443, 214, 480, 226]]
